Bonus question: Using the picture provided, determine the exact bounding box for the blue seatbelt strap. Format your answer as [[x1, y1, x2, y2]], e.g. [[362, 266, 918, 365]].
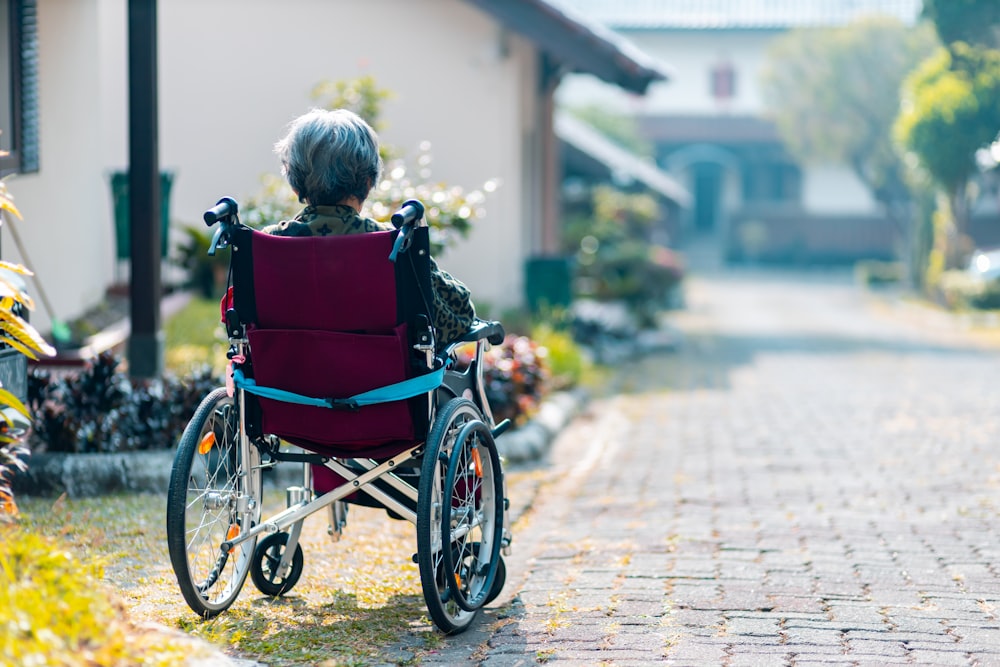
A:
[[232, 364, 447, 410]]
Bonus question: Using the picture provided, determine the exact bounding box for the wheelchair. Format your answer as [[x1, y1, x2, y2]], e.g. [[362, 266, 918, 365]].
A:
[[165, 196, 511, 634]]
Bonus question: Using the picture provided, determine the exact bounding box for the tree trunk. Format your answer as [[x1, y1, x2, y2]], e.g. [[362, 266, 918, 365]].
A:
[[947, 179, 972, 269]]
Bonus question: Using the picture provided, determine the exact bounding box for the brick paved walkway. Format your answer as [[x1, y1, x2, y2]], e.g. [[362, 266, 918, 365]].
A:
[[460, 269, 1000, 666]]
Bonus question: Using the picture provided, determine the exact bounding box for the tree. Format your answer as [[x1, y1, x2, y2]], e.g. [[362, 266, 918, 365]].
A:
[[760, 17, 938, 244], [894, 44, 1000, 267], [566, 105, 654, 159], [922, 0, 1000, 49]]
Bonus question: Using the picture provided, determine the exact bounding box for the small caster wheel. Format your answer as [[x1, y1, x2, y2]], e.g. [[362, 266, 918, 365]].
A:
[[251, 532, 304, 596], [327, 500, 348, 542], [450, 542, 506, 608]]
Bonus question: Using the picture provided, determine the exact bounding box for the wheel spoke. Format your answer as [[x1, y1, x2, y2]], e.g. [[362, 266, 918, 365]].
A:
[[167, 388, 260, 617]]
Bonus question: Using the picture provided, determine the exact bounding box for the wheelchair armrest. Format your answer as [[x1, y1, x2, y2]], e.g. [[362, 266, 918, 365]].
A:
[[454, 320, 506, 346]]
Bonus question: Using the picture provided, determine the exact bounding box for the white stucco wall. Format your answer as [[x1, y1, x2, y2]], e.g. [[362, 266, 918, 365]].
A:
[[802, 164, 880, 215], [12, 0, 542, 333], [4, 0, 114, 333], [558, 28, 778, 116]]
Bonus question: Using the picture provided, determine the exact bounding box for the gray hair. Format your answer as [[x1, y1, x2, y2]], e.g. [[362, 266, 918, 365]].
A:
[[275, 108, 383, 206]]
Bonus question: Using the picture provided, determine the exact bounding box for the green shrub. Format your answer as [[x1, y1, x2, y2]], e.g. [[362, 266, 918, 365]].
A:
[[856, 260, 904, 287], [564, 185, 684, 328], [457, 334, 549, 427], [936, 269, 988, 310], [970, 280, 1000, 310], [173, 226, 229, 299], [27, 353, 219, 454], [0, 527, 200, 666], [530, 322, 588, 390], [164, 296, 228, 377]]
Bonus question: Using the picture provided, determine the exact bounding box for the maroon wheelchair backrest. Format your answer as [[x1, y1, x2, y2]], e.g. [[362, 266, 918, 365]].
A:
[[227, 225, 432, 456], [245, 229, 399, 331]]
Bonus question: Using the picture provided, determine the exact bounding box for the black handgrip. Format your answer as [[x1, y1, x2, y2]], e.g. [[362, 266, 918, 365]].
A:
[[391, 199, 425, 229], [204, 197, 239, 226]]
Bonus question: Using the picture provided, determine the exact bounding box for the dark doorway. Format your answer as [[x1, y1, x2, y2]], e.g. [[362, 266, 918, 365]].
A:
[[693, 162, 722, 233]]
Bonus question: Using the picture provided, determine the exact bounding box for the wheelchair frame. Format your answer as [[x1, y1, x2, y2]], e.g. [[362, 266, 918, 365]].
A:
[[165, 197, 511, 635]]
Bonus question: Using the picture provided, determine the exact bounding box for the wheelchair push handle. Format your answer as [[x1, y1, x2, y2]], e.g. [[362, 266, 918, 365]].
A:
[[204, 196, 239, 226], [391, 199, 425, 229], [203, 197, 240, 256]]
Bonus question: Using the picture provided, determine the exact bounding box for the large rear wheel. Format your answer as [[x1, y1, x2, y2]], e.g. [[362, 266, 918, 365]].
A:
[[166, 388, 261, 617], [439, 419, 503, 613], [416, 398, 505, 634]]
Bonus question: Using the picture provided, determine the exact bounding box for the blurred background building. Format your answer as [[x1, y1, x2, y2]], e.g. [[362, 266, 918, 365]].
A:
[[553, 0, 930, 264]]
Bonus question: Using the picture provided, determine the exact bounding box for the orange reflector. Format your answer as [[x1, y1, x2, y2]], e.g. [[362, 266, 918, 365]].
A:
[[471, 448, 483, 478], [454, 573, 463, 590], [226, 524, 240, 554], [198, 432, 216, 455]]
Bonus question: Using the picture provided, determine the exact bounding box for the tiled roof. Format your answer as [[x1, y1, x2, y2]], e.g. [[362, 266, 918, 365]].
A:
[[549, 0, 923, 29]]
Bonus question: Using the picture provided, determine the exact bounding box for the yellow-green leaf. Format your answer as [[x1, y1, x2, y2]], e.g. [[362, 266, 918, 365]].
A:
[[0, 334, 39, 361], [0, 261, 33, 277], [0, 316, 56, 358], [0, 200, 21, 221], [0, 276, 34, 311], [0, 388, 29, 421]]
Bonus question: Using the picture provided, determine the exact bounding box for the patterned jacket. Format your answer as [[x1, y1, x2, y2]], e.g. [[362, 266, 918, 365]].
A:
[[262, 205, 476, 345]]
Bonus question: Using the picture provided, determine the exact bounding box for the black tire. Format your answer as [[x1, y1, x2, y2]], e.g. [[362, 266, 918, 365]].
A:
[[416, 398, 504, 634], [439, 419, 504, 613], [251, 531, 304, 596], [451, 543, 507, 606], [487, 553, 507, 605], [166, 388, 261, 618]]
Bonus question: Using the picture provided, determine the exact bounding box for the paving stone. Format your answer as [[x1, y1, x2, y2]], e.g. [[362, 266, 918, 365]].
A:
[[904, 649, 975, 665], [844, 638, 909, 656], [722, 615, 782, 637], [473, 269, 1000, 665]]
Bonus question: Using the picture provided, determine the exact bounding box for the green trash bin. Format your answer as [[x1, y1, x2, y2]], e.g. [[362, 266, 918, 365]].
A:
[[111, 170, 174, 260], [524, 256, 573, 312]]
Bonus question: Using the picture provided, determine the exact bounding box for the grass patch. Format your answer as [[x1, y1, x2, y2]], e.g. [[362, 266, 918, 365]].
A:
[[14, 490, 468, 665], [15, 468, 547, 664], [164, 296, 227, 376], [0, 524, 212, 667]]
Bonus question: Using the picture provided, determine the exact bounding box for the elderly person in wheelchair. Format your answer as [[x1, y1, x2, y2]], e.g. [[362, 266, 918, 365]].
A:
[[165, 108, 510, 635], [262, 108, 476, 348]]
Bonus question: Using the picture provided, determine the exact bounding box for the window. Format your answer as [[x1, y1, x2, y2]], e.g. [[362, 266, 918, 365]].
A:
[[1, 0, 38, 176], [742, 161, 802, 203], [710, 61, 736, 104]]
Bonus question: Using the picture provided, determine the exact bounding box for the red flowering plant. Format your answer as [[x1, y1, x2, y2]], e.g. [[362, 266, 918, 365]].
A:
[[455, 334, 550, 427]]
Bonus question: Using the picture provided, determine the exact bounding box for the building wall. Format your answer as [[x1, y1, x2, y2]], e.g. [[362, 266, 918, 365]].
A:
[[4, 0, 113, 332], [802, 164, 879, 214], [11, 0, 542, 333], [557, 29, 776, 116]]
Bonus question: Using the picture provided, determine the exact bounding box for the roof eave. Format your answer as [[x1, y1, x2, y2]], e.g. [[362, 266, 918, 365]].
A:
[[556, 112, 692, 207], [465, 0, 670, 95]]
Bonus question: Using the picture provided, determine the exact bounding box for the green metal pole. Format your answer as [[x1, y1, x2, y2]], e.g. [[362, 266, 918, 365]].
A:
[[127, 0, 163, 378]]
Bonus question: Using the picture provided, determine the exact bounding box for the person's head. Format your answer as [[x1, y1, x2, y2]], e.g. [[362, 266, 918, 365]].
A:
[[274, 108, 383, 207]]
